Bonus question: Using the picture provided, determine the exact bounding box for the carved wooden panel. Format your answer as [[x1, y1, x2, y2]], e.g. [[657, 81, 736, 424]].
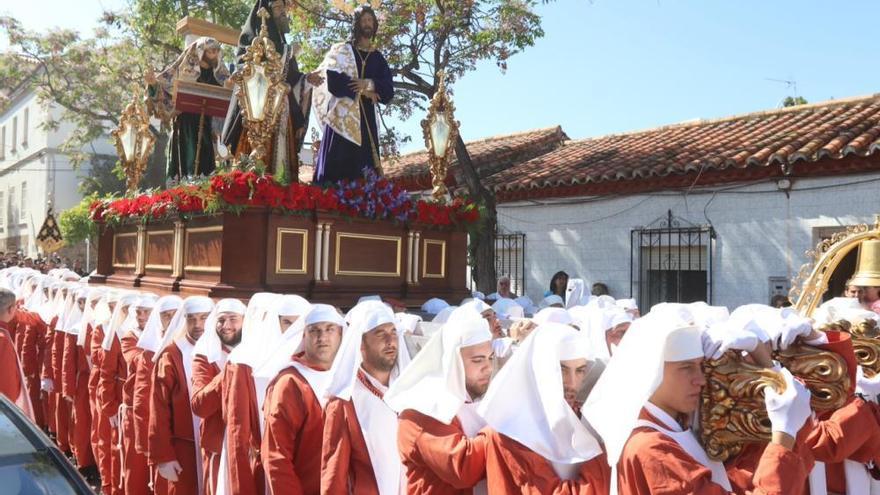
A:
[[113, 232, 138, 268], [275, 228, 309, 274], [146, 230, 174, 271], [185, 226, 223, 273], [334, 232, 401, 277], [422, 239, 447, 279]]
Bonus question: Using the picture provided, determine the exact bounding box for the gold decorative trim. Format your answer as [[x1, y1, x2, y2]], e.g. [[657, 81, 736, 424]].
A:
[[184, 225, 224, 274], [421, 239, 447, 279], [145, 229, 174, 271], [792, 215, 880, 315], [334, 232, 402, 278], [112, 232, 138, 269], [275, 228, 309, 274]]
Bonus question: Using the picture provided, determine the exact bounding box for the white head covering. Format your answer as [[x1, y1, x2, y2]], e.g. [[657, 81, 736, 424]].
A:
[[228, 294, 311, 367], [101, 293, 143, 350], [116, 294, 159, 341], [154, 296, 215, 362], [432, 306, 458, 324], [384, 307, 493, 423], [584, 311, 703, 465], [194, 298, 247, 365], [813, 297, 867, 325], [136, 295, 184, 354], [616, 298, 638, 312], [472, 291, 486, 301], [491, 298, 524, 320], [395, 313, 422, 334], [514, 296, 537, 316], [533, 307, 574, 326], [478, 324, 602, 466], [327, 301, 398, 400], [540, 294, 565, 309], [76, 289, 111, 347], [459, 298, 492, 317], [421, 298, 450, 315], [59, 287, 89, 334], [565, 278, 587, 309]]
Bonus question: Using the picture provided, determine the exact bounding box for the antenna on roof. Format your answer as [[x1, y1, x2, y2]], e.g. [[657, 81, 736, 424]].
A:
[[765, 77, 801, 107]]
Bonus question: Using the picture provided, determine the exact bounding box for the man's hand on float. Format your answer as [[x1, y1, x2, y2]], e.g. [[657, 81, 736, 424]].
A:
[[157, 460, 182, 482]]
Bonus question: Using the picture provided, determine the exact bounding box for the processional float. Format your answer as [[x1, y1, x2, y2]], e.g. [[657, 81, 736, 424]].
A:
[[700, 217, 880, 461]]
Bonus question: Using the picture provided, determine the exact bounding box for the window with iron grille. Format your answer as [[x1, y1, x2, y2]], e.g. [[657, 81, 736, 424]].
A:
[[494, 231, 526, 298], [631, 210, 715, 310]]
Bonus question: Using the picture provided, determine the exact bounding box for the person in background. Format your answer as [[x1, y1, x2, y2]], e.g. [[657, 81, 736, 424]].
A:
[[545, 271, 569, 299], [488, 276, 517, 301], [770, 294, 791, 308], [843, 279, 863, 300], [591, 282, 609, 297]]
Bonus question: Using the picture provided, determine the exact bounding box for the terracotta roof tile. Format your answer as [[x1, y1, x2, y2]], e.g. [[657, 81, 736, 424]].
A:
[[489, 94, 880, 198], [382, 126, 568, 186]]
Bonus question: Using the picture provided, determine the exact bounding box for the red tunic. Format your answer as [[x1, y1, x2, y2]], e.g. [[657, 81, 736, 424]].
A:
[[149, 341, 200, 495], [262, 360, 327, 495], [485, 429, 611, 494], [89, 324, 115, 494], [618, 408, 810, 494], [221, 362, 264, 495], [17, 310, 46, 428], [40, 318, 58, 434], [120, 332, 150, 494], [132, 349, 156, 456], [50, 325, 71, 452], [0, 324, 25, 412], [192, 354, 226, 495], [397, 409, 488, 495], [61, 329, 94, 468], [321, 397, 380, 495]]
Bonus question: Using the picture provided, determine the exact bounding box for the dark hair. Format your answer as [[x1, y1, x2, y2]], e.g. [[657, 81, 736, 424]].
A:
[[549, 271, 569, 296], [591, 282, 609, 297], [770, 294, 791, 308], [0, 288, 14, 312], [352, 5, 379, 41]]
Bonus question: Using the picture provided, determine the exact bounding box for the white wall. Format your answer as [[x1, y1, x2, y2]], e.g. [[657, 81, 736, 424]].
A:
[[497, 172, 880, 309]]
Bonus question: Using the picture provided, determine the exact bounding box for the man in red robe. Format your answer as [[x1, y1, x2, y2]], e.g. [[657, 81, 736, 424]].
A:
[[384, 306, 495, 495], [149, 296, 214, 495], [132, 296, 183, 463], [320, 300, 410, 495], [219, 294, 310, 495], [0, 287, 33, 419], [261, 304, 348, 495], [119, 295, 158, 494], [479, 324, 610, 494], [192, 299, 246, 495], [89, 292, 119, 495], [17, 279, 50, 429], [48, 285, 74, 454], [97, 293, 150, 495], [584, 310, 815, 495], [61, 288, 100, 476]]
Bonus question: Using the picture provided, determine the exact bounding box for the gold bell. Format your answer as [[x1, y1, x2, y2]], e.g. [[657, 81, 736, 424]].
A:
[[849, 240, 880, 288]]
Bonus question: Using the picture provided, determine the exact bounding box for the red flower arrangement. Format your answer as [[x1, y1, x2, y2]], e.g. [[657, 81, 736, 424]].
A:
[[88, 170, 480, 229]]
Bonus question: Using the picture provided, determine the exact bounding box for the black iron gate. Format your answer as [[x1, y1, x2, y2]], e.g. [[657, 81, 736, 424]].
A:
[[494, 231, 526, 297], [630, 210, 715, 310]]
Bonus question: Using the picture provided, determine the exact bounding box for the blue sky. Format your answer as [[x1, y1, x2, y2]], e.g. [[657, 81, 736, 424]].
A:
[[4, 0, 880, 152]]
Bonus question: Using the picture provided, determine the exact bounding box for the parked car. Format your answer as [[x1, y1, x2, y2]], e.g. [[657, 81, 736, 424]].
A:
[[0, 395, 94, 494]]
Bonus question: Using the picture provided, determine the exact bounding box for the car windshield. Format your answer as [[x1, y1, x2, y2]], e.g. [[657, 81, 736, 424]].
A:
[[0, 407, 82, 494]]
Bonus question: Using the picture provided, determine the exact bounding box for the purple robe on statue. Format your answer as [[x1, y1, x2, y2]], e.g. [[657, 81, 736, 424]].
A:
[[313, 45, 394, 184]]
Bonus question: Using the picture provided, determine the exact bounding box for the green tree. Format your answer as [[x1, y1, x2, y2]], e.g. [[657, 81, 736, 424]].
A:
[[782, 95, 808, 107]]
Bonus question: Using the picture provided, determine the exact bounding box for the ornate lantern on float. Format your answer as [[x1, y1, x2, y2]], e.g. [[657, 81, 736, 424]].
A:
[[421, 71, 460, 201], [112, 86, 156, 193], [231, 7, 290, 167]]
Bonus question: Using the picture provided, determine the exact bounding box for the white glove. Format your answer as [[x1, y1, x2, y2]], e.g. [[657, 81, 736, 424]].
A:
[[768, 311, 814, 351], [765, 367, 812, 438], [40, 378, 54, 392], [856, 366, 880, 398], [702, 321, 760, 359], [157, 460, 182, 482], [109, 416, 118, 429]]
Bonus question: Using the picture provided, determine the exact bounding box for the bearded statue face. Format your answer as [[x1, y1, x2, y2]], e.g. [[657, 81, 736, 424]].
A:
[[270, 0, 291, 35]]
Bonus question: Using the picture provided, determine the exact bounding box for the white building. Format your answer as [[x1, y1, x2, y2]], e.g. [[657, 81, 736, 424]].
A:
[[482, 95, 880, 310], [0, 74, 115, 257]]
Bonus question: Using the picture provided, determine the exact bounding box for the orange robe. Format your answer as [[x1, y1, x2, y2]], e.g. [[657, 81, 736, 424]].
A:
[[40, 318, 58, 434], [618, 408, 810, 495], [262, 358, 327, 495], [0, 323, 27, 414], [397, 409, 488, 495], [221, 362, 264, 495], [119, 332, 151, 493], [97, 335, 126, 494], [484, 429, 611, 494], [50, 324, 72, 452], [89, 324, 115, 495], [192, 354, 226, 495], [133, 349, 156, 457], [805, 397, 880, 494], [321, 397, 380, 495], [61, 328, 95, 468], [17, 310, 46, 428], [149, 341, 200, 495]]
